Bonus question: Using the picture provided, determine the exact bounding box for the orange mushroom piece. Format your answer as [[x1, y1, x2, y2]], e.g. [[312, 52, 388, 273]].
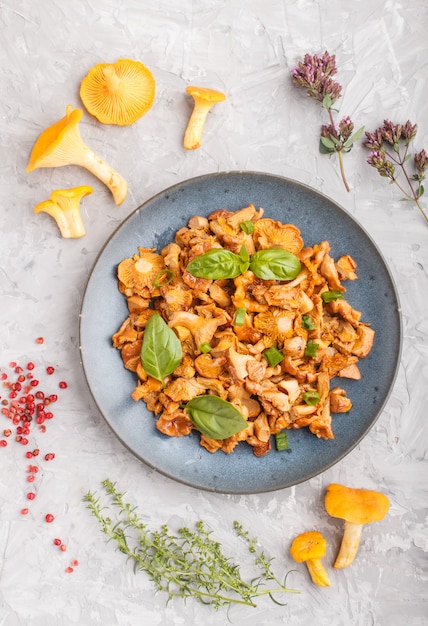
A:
[[34, 186, 93, 238], [325, 483, 390, 568], [290, 531, 330, 587], [80, 59, 156, 126], [26, 105, 128, 205], [183, 86, 226, 150]]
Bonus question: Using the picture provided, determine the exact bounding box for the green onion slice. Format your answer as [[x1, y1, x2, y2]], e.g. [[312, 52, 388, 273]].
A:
[[302, 391, 321, 405], [199, 342, 212, 354], [304, 341, 319, 358], [321, 290, 344, 303], [301, 314, 315, 330], [239, 220, 255, 234], [153, 269, 174, 287], [275, 431, 289, 451], [234, 307, 246, 326], [263, 346, 285, 367]]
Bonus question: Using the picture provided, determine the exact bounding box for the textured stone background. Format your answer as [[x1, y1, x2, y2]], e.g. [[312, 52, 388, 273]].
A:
[[0, 1, 427, 624]]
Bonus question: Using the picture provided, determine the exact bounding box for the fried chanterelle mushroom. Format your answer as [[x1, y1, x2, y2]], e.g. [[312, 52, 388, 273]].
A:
[[112, 205, 375, 456]]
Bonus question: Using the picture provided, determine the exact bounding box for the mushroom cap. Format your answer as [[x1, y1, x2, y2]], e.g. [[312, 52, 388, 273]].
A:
[[253, 218, 304, 255], [26, 105, 83, 172], [325, 483, 390, 524], [80, 59, 156, 126], [185, 85, 226, 103], [118, 248, 165, 294], [50, 185, 93, 204], [290, 531, 327, 562]]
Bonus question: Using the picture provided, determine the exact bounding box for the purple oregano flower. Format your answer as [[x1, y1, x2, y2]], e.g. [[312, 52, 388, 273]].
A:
[[364, 120, 428, 224], [291, 51, 364, 192]]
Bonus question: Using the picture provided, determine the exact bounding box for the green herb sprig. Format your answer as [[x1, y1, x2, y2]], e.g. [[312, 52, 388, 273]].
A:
[[84, 480, 298, 610], [364, 120, 428, 224]]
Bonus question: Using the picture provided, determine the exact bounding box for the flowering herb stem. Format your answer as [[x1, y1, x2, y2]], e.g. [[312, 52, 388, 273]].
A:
[[84, 480, 299, 609], [292, 51, 364, 193], [365, 120, 428, 224]]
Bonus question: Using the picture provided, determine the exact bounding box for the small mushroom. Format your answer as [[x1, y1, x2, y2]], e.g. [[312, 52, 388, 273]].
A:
[[325, 483, 390, 568], [26, 105, 128, 205], [80, 58, 156, 126], [290, 531, 330, 587], [183, 86, 226, 150], [34, 186, 93, 238]]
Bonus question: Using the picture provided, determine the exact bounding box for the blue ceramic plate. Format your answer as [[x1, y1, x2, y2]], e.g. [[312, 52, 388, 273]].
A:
[[79, 172, 402, 494]]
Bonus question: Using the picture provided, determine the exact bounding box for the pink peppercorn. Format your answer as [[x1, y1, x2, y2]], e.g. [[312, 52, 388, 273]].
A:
[[45, 513, 55, 523], [53, 538, 62, 546], [59, 382, 67, 389]]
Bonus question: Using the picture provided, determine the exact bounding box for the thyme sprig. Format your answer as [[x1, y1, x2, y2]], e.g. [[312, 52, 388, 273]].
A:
[[84, 479, 299, 609]]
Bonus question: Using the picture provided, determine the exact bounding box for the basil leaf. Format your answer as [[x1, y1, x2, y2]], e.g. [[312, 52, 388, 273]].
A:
[[140, 312, 182, 386], [239, 245, 250, 265], [250, 248, 301, 281], [186, 248, 249, 279], [185, 395, 248, 440]]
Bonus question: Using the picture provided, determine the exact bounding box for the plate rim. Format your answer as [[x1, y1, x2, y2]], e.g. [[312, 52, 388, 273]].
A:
[[79, 170, 403, 493]]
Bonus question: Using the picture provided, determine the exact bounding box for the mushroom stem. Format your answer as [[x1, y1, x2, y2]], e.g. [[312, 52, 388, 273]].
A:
[[334, 521, 363, 568], [184, 101, 213, 150], [306, 559, 331, 587], [76, 144, 128, 205], [26, 106, 128, 206]]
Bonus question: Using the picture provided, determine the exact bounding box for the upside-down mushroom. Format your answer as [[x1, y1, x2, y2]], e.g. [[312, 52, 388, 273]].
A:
[[183, 86, 226, 150], [290, 531, 330, 587], [80, 58, 156, 126], [325, 483, 390, 568], [33, 186, 93, 238], [26, 105, 128, 205]]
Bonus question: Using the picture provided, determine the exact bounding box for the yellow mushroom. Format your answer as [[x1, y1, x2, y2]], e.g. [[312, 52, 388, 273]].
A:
[[183, 86, 226, 150], [80, 58, 156, 126], [26, 105, 128, 205], [33, 186, 93, 238], [290, 531, 330, 587], [325, 483, 390, 568]]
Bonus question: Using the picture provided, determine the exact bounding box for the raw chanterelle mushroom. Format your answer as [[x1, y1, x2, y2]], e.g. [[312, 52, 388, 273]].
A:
[[325, 483, 390, 568], [33, 186, 93, 238], [290, 531, 330, 587], [80, 58, 156, 126], [26, 105, 128, 205], [183, 86, 226, 150]]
